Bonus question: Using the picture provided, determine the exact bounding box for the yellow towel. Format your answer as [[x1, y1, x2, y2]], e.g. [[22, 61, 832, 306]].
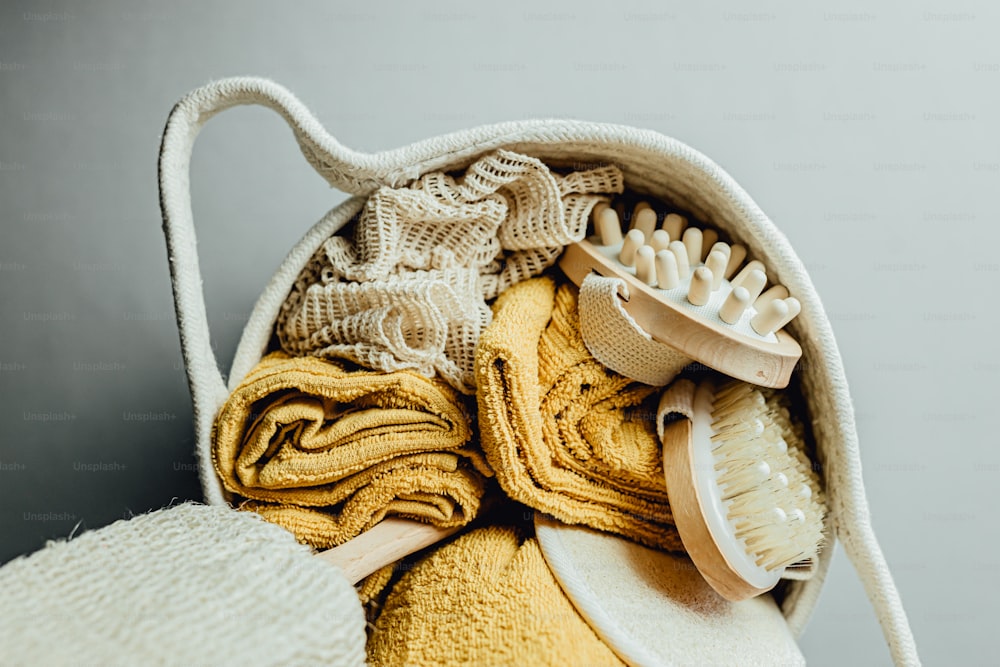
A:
[[475, 277, 683, 551], [357, 563, 397, 633], [212, 351, 492, 548], [367, 524, 625, 666]]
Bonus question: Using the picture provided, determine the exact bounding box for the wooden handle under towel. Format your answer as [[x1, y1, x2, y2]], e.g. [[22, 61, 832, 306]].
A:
[[315, 518, 463, 585]]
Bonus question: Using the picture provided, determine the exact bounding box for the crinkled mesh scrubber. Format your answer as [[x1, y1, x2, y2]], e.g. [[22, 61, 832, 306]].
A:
[[276, 150, 623, 393]]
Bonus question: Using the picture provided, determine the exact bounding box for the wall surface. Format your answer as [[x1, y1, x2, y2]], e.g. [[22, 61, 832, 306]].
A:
[[1, 2, 995, 664]]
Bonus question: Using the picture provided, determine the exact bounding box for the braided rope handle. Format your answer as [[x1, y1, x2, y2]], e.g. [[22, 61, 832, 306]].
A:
[[157, 78, 389, 505]]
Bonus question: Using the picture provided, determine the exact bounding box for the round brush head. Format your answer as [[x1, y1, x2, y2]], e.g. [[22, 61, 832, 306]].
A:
[[661, 379, 825, 601]]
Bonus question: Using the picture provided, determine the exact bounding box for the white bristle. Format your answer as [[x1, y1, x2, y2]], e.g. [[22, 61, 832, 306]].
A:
[[712, 395, 763, 420], [682, 227, 703, 267], [619, 229, 644, 267], [710, 421, 765, 444], [718, 464, 773, 500], [724, 244, 747, 279], [712, 410, 764, 431], [712, 382, 762, 411], [707, 380, 826, 573], [669, 240, 691, 280], [663, 213, 687, 241]]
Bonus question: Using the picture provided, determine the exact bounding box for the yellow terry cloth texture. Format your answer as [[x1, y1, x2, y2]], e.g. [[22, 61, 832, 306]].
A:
[[212, 351, 492, 549], [357, 563, 398, 632], [475, 277, 683, 552], [367, 524, 625, 667]]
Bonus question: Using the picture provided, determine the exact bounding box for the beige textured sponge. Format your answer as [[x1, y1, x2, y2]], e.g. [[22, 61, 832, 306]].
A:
[[0, 503, 367, 666]]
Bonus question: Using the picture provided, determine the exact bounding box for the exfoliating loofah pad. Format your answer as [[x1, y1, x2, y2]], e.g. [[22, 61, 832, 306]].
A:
[[535, 514, 805, 667]]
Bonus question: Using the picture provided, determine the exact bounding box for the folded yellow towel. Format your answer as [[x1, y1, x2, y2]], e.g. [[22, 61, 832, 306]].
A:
[[475, 277, 683, 552], [213, 351, 491, 548], [357, 563, 397, 632], [367, 524, 625, 666]]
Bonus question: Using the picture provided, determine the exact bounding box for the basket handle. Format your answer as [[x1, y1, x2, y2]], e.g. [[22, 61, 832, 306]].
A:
[[157, 77, 383, 488]]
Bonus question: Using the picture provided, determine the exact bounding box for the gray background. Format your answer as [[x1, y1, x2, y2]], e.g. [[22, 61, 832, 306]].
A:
[[1, 1, 994, 664]]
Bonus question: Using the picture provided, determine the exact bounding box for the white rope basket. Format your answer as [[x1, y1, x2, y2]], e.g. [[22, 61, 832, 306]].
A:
[[159, 76, 919, 666]]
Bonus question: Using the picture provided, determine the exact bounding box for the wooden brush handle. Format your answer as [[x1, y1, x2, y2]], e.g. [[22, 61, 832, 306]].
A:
[[315, 518, 462, 585], [661, 418, 771, 601]]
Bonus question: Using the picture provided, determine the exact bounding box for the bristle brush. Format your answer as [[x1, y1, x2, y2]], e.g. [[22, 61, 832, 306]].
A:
[[659, 378, 825, 600], [560, 201, 803, 388]]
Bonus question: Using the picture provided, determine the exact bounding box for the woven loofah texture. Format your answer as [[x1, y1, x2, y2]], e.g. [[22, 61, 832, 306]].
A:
[[212, 351, 491, 549], [276, 149, 623, 394], [0, 503, 366, 666], [579, 273, 693, 386], [475, 276, 682, 551]]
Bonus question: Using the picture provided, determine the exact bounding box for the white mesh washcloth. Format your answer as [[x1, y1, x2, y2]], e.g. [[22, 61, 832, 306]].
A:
[[279, 264, 489, 393], [275, 150, 624, 393]]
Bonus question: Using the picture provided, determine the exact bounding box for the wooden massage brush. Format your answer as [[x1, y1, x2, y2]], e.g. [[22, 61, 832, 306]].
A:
[[559, 201, 803, 388]]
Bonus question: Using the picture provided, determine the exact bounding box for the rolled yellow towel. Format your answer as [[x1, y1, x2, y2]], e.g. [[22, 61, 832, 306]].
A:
[[475, 277, 682, 551], [213, 351, 492, 548], [367, 524, 626, 666]]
